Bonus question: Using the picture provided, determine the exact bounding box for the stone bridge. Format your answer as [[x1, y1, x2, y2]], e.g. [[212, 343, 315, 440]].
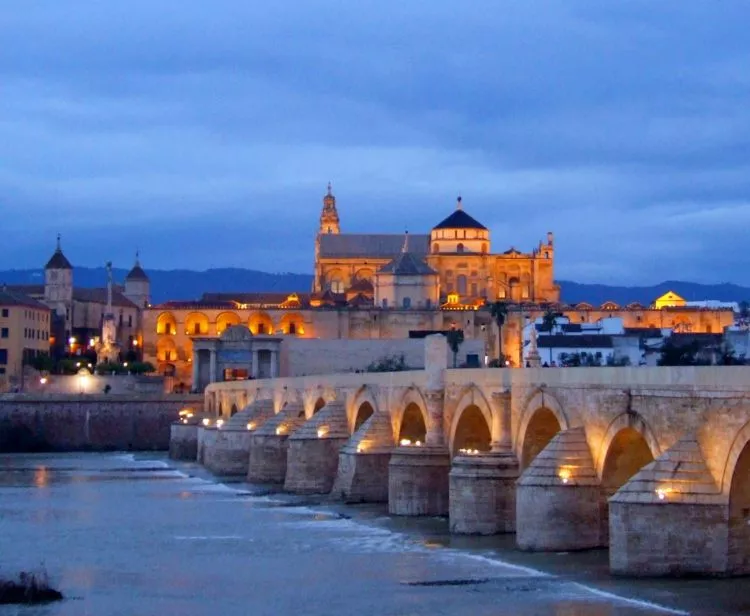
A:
[[173, 336, 750, 577]]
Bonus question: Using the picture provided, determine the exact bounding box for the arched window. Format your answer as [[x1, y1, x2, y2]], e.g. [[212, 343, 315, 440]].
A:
[[330, 278, 344, 293], [433, 243, 439, 253], [403, 297, 411, 309], [457, 243, 465, 253], [481, 243, 487, 254], [289, 322, 296, 334]]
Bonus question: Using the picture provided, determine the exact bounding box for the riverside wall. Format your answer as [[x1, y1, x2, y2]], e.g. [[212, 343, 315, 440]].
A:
[[0, 394, 204, 452]]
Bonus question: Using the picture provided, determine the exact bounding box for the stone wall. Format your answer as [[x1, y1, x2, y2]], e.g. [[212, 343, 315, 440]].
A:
[[0, 394, 203, 452], [280, 338, 485, 377]]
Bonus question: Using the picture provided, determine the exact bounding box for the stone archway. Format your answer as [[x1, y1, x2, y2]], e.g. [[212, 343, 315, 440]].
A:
[[519, 407, 562, 469], [729, 441, 750, 574], [451, 404, 491, 455], [398, 402, 427, 444], [353, 401, 375, 434]]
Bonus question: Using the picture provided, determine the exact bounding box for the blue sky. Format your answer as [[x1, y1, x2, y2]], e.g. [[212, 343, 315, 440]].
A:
[[1, 1, 749, 284]]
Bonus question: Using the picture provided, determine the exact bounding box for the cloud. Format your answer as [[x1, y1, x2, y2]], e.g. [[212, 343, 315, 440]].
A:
[[1, 0, 750, 287]]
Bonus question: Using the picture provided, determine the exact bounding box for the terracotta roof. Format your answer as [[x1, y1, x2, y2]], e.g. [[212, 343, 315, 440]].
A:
[[319, 233, 429, 258], [433, 208, 487, 231], [45, 249, 73, 270], [0, 287, 51, 311], [378, 252, 437, 276], [5, 284, 44, 297]]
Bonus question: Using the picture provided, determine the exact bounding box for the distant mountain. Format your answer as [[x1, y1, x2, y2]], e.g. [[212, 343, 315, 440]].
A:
[[2, 266, 749, 306]]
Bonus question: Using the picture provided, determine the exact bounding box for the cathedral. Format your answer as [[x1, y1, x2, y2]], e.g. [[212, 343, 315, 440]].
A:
[[313, 184, 559, 307]]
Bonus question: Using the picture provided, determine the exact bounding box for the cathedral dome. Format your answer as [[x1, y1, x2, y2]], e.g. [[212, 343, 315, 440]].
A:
[[430, 197, 490, 255]]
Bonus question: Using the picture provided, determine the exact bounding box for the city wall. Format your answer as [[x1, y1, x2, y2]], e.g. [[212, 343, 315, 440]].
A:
[[0, 394, 203, 452]]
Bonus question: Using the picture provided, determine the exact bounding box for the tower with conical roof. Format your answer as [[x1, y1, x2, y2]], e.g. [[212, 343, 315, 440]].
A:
[[124, 251, 150, 309], [44, 234, 73, 319], [319, 182, 340, 235]]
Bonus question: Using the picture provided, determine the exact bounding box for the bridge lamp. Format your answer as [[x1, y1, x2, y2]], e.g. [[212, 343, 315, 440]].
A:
[[202, 418, 211, 427], [656, 488, 672, 501], [276, 424, 287, 435], [558, 468, 572, 484], [216, 419, 224, 428], [246, 421, 256, 431], [317, 426, 329, 438], [400, 438, 412, 446]]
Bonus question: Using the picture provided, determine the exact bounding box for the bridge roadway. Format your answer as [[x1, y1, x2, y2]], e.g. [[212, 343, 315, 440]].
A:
[[171, 336, 750, 577]]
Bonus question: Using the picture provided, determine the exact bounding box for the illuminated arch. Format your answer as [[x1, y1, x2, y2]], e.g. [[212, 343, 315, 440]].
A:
[[185, 312, 209, 336], [595, 411, 661, 479], [721, 420, 750, 496], [325, 268, 346, 294], [156, 337, 177, 362], [601, 301, 620, 311], [278, 312, 305, 336], [248, 311, 274, 335], [156, 312, 177, 335], [348, 386, 379, 434], [449, 386, 494, 454], [394, 388, 429, 445], [576, 302, 594, 310], [216, 311, 241, 335], [515, 389, 569, 469], [353, 268, 375, 283]]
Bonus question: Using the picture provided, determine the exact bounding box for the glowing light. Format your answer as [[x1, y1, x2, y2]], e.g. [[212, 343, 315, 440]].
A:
[[88, 338, 95, 347], [656, 488, 672, 501], [68, 337, 76, 345], [202, 418, 211, 427], [276, 424, 287, 435], [39, 377, 47, 385], [76, 362, 81, 368], [558, 468, 571, 484], [317, 426, 329, 438], [123, 362, 128, 368], [216, 419, 224, 428], [246, 421, 256, 431], [458, 448, 480, 455], [400, 438, 412, 446], [132, 340, 139, 347]]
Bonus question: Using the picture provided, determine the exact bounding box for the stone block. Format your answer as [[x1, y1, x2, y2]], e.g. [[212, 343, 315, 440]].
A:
[[203, 428, 254, 476], [247, 434, 291, 484], [516, 484, 602, 551], [332, 448, 391, 503], [284, 437, 349, 494], [388, 447, 450, 516], [169, 423, 199, 461], [609, 501, 729, 576], [449, 451, 519, 535]]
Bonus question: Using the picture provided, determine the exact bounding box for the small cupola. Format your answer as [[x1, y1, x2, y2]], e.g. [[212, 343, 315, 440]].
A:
[[430, 196, 490, 254]]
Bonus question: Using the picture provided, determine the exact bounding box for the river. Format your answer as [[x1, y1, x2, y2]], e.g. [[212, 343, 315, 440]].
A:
[[0, 453, 747, 615]]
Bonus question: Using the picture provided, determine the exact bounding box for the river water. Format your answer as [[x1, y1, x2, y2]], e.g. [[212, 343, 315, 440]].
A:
[[0, 453, 747, 616]]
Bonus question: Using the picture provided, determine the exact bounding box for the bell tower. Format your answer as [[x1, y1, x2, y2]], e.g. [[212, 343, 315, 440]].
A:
[[319, 182, 340, 235]]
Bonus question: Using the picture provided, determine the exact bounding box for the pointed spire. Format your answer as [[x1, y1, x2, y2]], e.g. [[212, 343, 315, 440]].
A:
[[327, 181, 333, 196], [401, 230, 409, 253], [456, 195, 463, 210], [56, 233, 62, 252], [135, 249, 140, 267]]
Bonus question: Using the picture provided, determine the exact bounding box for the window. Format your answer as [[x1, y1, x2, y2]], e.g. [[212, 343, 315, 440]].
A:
[[470, 283, 478, 297], [289, 322, 296, 335], [432, 243, 439, 253], [128, 315, 133, 327], [1, 309, 8, 318], [457, 275, 467, 295], [457, 243, 465, 253], [0, 349, 7, 365], [193, 323, 201, 335], [403, 297, 411, 309], [257, 323, 266, 334], [0, 328, 7, 338]]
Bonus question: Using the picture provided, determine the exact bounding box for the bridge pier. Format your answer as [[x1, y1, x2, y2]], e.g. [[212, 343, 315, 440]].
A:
[[169, 423, 199, 461], [203, 399, 275, 476], [516, 428, 602, 551], [332, 411, 394, 503], [197, 426, 217, 465], [609, 436, 729, 576], [449, 451, 519, 534], [247, 402, 307, 484], [388, 447, 451, 516], [284, 401, 349, 494]]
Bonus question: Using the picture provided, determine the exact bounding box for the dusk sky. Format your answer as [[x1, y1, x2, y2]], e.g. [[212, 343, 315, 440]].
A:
[[2, 2, 749, 285]]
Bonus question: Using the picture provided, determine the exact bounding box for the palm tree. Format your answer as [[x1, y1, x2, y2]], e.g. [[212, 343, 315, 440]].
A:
[[446, 328, 465, 368], [489, 301, 509, 363], [541, 308, 561, 365]]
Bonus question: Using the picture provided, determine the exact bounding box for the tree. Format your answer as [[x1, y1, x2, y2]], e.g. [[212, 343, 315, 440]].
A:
[[489, 301, 509, 361], [657, 339, 701, 366], [446, 328, 465, 368], [540, 308, 561, 365]]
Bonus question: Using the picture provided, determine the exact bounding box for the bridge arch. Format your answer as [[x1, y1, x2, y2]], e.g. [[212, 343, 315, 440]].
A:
[[723, 420, 750, 573], [516, 388, 569, 469], [348, 386, 379, 435], [394, 388, 429, 445], [303, 390, 333, 419], [595, 411, 661, 480], [449, 387, 493, 456]]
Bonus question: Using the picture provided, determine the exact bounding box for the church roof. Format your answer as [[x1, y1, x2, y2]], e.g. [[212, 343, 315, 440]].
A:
[[45, 248, 73, 270], [433, 208, 487, 231], [378, 252, 437, 276], [126, 263, 149, 282], [319, 234, 429, 259], [73, 288, 138, 309]]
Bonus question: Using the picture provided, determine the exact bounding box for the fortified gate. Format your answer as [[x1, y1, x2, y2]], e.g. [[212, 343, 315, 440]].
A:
[[173, 335, 750, 577]]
